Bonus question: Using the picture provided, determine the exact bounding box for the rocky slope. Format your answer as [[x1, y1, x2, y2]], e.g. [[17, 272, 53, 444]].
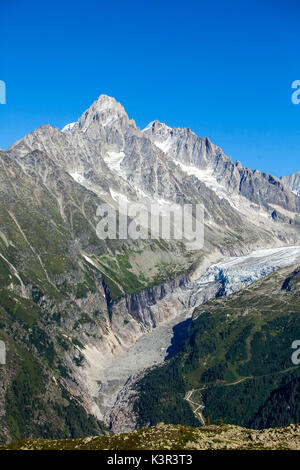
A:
[[8, 95, 300, 249], [143, 120, 300, 220], [281, 172, 300, 197], [1, 422, 300, 450]]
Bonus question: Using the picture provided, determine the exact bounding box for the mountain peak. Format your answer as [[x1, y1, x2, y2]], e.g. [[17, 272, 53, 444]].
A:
[[94, 94, 123, 112], [76, 94, 129, 131], [143, 120, 171, 132]]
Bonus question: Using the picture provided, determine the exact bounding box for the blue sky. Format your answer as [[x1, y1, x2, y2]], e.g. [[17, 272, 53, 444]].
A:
[[1, 0, 300, 176]]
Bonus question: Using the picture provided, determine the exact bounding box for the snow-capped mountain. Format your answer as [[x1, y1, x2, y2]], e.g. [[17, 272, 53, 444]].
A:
[[7, 95, 300, 251], [143, 119, 300, 218], [1, 94, 300, 441]]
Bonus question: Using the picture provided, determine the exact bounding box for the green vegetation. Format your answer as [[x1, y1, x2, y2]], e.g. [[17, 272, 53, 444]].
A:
[[2, 422, 300, 450], [134, 360, 199, 428], [87, 242, 198, 300], [3, 343, 108, 444], [0, 289, 39, 327], [134, 265, 300, 430]]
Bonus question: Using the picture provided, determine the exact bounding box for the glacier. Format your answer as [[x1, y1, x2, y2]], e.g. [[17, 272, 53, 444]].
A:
[[83, 244, 300, 429], [199, 246, 300, 295]]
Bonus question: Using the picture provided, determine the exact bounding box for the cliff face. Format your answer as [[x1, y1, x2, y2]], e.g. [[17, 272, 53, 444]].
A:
[[281, 171, 300, 197], [144, 120, 300, 214]]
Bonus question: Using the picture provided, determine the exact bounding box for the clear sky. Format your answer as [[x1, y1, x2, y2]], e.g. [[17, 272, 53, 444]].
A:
[[1, 0, 300, 177]]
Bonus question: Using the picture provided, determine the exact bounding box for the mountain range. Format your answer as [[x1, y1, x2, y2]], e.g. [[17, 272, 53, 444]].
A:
[[0, 95, 300, 444]]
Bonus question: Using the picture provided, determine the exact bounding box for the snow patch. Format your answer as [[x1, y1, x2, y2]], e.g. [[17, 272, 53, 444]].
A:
[[109, 189, 130, 205], [103, 151, 125, 178], [142, 121, 172, 133], [176, 161, 273, 223], [82, 254, 99, 270], [101, 116, 117, 127], [69, 171, 105, 197], [177, 162, 237, 207], [61, 122, 76, 132], [154, 137, 173, 153]]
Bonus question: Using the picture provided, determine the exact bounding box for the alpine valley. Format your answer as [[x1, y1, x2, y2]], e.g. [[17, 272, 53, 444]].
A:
[[1, 95, 300, 444]]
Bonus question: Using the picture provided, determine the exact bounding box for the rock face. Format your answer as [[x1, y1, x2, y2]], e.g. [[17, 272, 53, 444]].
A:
[[143, 120, 300, 215], [0, 94, 300, 443], [281, 171, 300, 197]]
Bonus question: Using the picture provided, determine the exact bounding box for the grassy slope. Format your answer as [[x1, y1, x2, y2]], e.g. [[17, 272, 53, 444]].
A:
[[1, 423, 300, 450]]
